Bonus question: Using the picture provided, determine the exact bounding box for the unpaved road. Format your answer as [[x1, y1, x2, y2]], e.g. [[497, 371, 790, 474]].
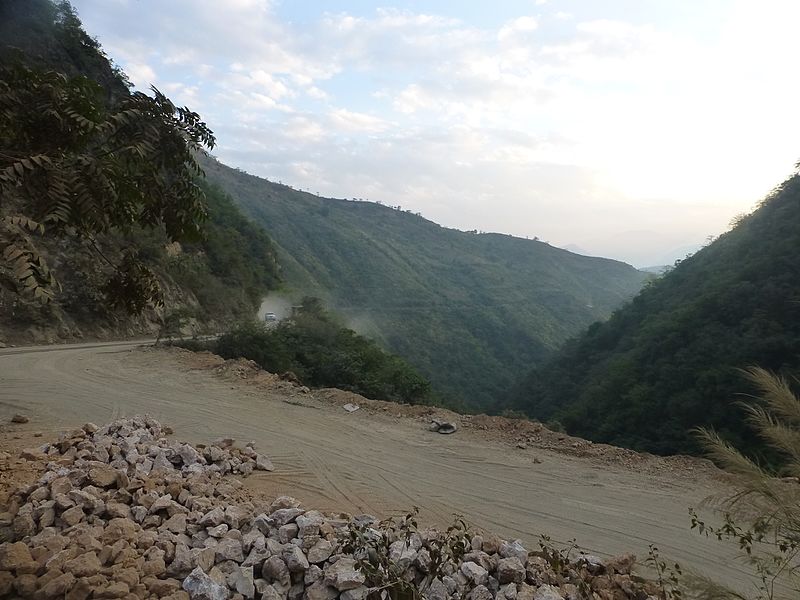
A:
[[0, 341, 750, 592]]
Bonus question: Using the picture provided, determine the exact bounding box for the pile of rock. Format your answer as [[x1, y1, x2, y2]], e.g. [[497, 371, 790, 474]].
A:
[[0, 417, 661, 600], [14, 416, 275, 481]]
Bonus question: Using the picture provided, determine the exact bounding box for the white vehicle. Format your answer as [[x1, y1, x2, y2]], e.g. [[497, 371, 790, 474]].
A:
[[264, 312, 278, 322]]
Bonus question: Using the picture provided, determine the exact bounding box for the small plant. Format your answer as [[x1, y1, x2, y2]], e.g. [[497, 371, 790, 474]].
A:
[[537, 534, 582, 574], [644, 544, 683, 600], [535, 535, 591, 598], [339, 507, 472, 600]]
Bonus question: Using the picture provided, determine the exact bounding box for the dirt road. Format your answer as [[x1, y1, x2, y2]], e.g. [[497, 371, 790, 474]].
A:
[[0, 341, 749, 592]]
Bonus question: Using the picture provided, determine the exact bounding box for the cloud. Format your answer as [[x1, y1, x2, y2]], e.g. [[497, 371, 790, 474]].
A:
[[498, 16, 538, 41], [328, 109, 389, 134], [71, 0, 800, 264]]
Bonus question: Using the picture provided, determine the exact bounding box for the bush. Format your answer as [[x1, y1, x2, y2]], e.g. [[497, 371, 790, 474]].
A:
[[687, 367, 800, 599], [205, 298, 434, 405]]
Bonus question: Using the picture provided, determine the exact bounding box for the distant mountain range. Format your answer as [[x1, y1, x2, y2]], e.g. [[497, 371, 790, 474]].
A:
[[562, 236, 704, 268]]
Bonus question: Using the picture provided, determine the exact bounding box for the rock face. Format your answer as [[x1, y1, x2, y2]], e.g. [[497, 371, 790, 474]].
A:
[[0, 416, 659, 600]]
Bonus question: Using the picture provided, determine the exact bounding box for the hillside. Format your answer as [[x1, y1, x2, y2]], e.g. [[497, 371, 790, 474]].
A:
[[201, 158, 648, 410], [0, 0, 280, 342], [503, 172, 800, 455]]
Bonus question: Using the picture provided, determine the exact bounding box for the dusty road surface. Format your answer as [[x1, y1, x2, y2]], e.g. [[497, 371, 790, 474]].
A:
[[0, 341, 751, 593]]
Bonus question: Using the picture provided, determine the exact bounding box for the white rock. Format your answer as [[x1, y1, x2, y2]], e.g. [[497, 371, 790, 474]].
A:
[[207, 524, 229, 538], [231, 565, 256, 599], [271, 508, 304, 527], [460, 561, 488, 586], [215, 537, 244, 563], [307, 539, 333, 564], [499, 540, 528, 563], [255, 454, 275, 471], [283, 545, 309, 572], [324, 557, 365, 591], [183, 566, 229, 600]]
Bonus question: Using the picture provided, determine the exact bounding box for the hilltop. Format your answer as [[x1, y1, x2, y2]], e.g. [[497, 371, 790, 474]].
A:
[[201, 157, 648, 410]]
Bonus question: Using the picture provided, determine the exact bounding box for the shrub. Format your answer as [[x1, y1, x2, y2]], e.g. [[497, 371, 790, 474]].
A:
[[203, 298, 435, 405], [687, 367, 800, 599]]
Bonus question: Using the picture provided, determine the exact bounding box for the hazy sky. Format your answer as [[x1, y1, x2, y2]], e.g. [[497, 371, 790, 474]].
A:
[[72, 0, 800, 266]]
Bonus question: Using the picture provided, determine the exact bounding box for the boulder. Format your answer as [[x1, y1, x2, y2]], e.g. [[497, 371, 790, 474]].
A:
[[215, 537, 244, 563], [0, 541, 38, 573], [533, 585, 564, 600], [496, 557, 525, 584], [182, 567, 229, 600], [255, 454, 275, 472], [64, 551, 102, 577], [283, 545, 309, 572], [231, 565, 256, 599], [324, 558, 365, 591], [88, 464, 118, 488], [307, 539, 333, 564], [460, 561, 488, 586], [262, 555, 290, 585], [306, 581, 339, 600]]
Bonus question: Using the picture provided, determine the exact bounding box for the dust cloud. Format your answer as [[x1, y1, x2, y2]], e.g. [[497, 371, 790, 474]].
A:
[[257, 294, 294, 321]]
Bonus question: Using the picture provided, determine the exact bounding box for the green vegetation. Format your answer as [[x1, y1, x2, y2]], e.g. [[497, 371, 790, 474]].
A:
[[159, 181, 280, 323], [0, 61, 214, 310], [0, 0, 280, 337], [187, 298, 433, 405], [504, 172, 800, 456], [200, 157, 647, 410]]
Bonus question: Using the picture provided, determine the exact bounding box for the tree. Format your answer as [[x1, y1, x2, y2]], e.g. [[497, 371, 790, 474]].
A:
[[0, 62, 215, 312]]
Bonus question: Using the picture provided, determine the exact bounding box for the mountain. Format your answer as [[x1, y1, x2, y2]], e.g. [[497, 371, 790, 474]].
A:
[[201, 157, 648, 410], [503, 172, 800, 455]]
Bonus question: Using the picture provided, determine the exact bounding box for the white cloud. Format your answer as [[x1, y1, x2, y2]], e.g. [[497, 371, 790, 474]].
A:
[[328, 109, 389, 134], [72, 0, 800, 264], [124, 62, 157, 87], [498, 16, 538, 41]]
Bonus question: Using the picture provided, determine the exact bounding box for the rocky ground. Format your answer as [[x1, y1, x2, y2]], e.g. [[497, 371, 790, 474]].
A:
[[0, 416, 668, 600]]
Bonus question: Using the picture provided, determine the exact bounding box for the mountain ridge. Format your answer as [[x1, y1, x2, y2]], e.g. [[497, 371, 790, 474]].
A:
[[200, 155, 648, 410]]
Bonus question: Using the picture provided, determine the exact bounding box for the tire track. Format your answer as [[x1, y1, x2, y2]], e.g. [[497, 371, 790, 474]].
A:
[[0, 342, 754, 594]]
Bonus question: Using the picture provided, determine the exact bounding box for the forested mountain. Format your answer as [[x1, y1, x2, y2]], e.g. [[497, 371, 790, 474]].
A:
[[201, 158, 647, 410], [503, 172, 800, 455], [0, 0, 280, 341]]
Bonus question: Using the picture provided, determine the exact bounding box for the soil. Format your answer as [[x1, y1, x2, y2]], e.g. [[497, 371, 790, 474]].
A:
[[0, 341, 749, 594]]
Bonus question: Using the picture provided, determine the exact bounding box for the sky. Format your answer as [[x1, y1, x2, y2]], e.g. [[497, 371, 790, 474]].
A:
[[72, 0, 800, 266]]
